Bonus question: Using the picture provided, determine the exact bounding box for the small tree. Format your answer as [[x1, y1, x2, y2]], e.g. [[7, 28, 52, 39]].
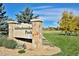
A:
[[16, 8, 39, 23], [73, 16, 79, 35], [0, 3, 8, 34], [59, 11, 70, 35], [0, 3, 12, 35], [59, 11, 78, 35]]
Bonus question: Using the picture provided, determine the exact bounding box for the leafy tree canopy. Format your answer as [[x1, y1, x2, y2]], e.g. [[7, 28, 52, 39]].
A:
[[59, 11, 79, 35]]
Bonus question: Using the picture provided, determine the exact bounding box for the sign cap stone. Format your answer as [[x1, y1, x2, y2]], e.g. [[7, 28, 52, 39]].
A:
[[7, 21, 18, 24], [31, 19, 43, 22]]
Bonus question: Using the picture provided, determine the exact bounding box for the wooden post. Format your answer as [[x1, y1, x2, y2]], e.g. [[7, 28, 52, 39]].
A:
[[31, 19, 43, 49]]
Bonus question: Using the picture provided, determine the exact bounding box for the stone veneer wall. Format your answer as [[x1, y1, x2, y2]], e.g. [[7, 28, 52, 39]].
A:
[[8, 21, 17, 40], [31, 19, 43, 49], [8, 19, 43, 49]]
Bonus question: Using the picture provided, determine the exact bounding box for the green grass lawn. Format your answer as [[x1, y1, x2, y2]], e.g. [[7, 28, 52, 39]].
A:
[[43, 30, 79, 56]]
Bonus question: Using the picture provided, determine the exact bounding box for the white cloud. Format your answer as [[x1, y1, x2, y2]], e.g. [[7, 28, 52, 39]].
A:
[[39, 16, 60, 21], [33, 8, 66, 22], [32, 6, 53, 10], [34, 7, 79, 22]]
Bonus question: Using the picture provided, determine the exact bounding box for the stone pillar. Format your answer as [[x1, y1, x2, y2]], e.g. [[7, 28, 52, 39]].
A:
[[31, 19, 43, 49], [7, 21, 17, 39]]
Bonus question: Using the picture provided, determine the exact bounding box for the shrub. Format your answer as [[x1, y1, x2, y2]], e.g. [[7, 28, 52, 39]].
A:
[[0, 36, 17, 49], [3, 40, 17, 49], [18, 49, 26, 54], [0, 39, 5, 46], [0, 37, 7, 46]]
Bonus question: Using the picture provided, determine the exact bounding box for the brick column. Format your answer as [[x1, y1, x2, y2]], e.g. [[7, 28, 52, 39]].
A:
[[31, 19, 43, 49]]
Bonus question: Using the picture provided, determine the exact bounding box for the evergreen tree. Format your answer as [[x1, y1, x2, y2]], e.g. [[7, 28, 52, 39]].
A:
[[16, 7, 39, 23], [0, 3, 10, 35], [0, 3, 6, 30]]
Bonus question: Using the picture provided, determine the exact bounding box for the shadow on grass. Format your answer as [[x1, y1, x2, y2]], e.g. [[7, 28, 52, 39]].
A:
[[58, 33, 79, 36]]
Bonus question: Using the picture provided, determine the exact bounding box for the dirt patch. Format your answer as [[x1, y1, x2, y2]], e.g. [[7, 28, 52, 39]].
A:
[[0, 46, 61, 56]]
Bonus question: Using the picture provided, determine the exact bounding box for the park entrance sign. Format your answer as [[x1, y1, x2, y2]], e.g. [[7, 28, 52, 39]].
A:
[[7, 19, 60, 55], [7, 19, 43, 49]]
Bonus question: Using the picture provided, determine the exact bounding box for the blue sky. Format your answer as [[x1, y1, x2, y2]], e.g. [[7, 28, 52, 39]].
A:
[[3, 3, 79, 28]]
